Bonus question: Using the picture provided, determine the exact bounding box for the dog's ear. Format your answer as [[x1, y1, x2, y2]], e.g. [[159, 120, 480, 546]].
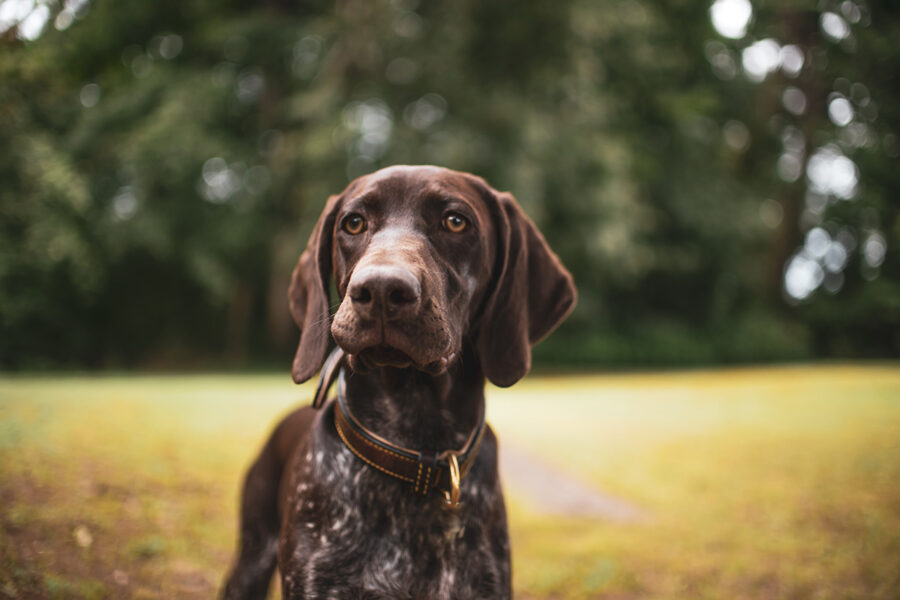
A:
[[288, 194, 341, 383], [476, 189, 576, 387]]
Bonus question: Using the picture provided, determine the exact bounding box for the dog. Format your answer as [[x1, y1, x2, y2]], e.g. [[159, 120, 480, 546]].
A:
[[222, 165, 575, 599]]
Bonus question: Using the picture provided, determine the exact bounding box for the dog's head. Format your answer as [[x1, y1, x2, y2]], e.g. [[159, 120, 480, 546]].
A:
[[289, 165, 576, 387]]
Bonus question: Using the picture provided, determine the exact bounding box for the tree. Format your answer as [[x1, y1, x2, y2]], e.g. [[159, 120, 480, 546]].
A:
[[0, 0, 896, 368]]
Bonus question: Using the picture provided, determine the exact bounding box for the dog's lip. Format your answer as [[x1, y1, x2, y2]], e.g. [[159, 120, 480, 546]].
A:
[[421, 352, 456, 375], [351, 345, 456, 374], [358, 345, 414, 369]]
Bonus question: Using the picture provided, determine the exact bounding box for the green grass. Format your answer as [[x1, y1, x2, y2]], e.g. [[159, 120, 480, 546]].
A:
[[1, 365, 899, 599]]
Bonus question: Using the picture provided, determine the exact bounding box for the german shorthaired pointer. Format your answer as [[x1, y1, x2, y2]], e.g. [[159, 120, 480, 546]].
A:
[[222, 165, 575, 599]]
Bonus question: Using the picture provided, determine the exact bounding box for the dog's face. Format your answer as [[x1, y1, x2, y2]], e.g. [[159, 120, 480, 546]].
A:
[[329, 166, 496, 374], [289, 165, 575, 387]]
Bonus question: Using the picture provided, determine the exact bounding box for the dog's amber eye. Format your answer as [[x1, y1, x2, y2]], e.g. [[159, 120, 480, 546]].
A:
[[342, 214, 367, 235], [443, 213, 468, 233]]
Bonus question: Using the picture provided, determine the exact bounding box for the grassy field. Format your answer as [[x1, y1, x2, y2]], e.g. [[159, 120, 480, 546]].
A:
[[1, 365, 898, 599]]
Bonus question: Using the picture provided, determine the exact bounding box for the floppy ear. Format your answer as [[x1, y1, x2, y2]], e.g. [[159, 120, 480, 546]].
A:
[[288, 194, 341, 383], [476, 190, 577, 387]]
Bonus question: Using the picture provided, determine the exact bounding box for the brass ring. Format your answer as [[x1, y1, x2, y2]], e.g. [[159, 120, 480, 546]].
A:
[[443, 454, 461, 507]]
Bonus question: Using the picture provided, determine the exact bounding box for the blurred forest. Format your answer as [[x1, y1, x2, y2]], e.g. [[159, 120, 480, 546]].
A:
[[0, 0, 897, 370]]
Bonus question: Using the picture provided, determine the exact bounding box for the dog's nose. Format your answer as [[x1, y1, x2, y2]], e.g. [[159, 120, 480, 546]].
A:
[[348, 265, 421, 321]]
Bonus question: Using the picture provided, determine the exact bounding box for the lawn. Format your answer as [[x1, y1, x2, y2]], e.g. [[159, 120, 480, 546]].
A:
[[1, 365, 898, 599]]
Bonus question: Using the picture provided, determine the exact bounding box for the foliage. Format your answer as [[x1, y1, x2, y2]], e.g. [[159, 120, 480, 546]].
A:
[[0, 0, 897, 368]]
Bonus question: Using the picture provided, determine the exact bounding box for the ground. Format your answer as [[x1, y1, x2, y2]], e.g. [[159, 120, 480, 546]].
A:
[[1, 365, 899, 599]]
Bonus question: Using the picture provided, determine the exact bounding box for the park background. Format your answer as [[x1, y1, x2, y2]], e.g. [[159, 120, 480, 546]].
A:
[[1, 0, 899, 598], [2, 0, 899, 369]]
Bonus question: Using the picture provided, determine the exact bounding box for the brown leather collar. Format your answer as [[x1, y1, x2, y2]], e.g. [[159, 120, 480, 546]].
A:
[[313, 347, 486, 506]]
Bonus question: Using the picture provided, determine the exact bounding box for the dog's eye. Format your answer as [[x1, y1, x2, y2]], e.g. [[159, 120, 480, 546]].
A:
[[342, 214, 367, 235], [443, 213, 468, 233]]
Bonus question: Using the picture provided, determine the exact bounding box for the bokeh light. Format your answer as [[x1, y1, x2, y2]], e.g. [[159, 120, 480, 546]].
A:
[[863, 231, 886, 268], [709, 0, 752, 39], [779, 44, 804, 77], [784, 252, 824, 301], [828, 95, 854, 127], [79, 83, 100, 108], [820, 12, 850, 42], [782, 87, 807, 115], [741, 38, 780, 82], [200, 157, 241, 203], [806, 145, 858, 200]]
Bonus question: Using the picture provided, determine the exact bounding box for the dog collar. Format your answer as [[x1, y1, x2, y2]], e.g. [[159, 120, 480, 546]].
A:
[[313, 347, 486, 507]]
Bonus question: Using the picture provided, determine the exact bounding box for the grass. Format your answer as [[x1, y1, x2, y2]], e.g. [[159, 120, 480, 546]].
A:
[[1, 365, 899, 598]]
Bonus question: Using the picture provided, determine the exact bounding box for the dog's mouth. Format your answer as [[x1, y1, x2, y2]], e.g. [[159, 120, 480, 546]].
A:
[[331, 295, 458, 376], [358, 345, 413, 369], [351, 345, 457, 375]]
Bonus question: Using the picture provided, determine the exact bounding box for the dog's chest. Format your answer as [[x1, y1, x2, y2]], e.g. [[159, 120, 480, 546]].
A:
[[280, 444, 508, 599]]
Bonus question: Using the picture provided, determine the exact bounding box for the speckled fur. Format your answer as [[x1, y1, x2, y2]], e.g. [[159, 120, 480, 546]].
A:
[[281, 368, 509, 600], [222, 351, 510, 600], [223, 166, 575, 600]]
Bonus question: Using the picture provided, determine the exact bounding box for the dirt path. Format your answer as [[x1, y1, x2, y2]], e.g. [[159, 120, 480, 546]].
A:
[[499, 444, 645, 522]]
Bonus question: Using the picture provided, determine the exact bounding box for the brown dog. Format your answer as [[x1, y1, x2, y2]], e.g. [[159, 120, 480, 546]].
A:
[[223, 165, 575, 599]]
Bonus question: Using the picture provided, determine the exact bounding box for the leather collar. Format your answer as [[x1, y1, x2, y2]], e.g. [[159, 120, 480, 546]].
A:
[[313, 347, 486, 505]]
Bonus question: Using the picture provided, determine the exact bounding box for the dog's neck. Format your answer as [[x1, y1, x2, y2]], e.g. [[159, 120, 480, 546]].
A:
[[340, 344, 485, 453]]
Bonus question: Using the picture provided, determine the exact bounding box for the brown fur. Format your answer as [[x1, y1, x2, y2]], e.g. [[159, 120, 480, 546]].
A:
[[223, 165, 575, 599]]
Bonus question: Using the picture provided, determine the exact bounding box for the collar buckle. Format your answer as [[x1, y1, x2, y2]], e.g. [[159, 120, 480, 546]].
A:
[[442, 453, 461, 507]]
